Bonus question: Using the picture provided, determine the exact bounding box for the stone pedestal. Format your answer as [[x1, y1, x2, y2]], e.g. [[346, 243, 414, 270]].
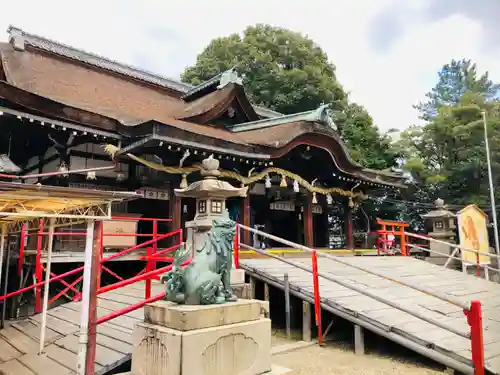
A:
[[132, 300, 272, 375]]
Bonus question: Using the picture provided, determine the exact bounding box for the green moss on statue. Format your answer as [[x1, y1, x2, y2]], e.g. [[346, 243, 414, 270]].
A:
[[160, 217, 237, 305]]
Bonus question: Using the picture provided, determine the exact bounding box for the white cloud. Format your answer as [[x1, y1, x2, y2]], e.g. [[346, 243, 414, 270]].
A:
[[0, 0, 498, 132]]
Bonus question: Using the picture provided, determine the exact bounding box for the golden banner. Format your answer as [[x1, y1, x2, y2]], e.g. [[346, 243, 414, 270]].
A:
[[457, 205, 490, 265]]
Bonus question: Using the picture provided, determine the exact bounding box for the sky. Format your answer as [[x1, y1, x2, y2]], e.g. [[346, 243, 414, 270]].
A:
[[0, 0, 499, 132]]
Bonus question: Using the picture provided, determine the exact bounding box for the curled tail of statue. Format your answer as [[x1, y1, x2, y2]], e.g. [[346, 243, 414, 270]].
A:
[[173, 243, 190, 267]]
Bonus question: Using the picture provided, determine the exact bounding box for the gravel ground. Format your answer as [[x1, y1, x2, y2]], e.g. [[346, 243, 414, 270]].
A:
[[271, 331, 447, 375]]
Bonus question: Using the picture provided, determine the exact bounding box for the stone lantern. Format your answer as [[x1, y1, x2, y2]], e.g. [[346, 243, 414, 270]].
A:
[[421, 198, 457, 264], [174, 155, 248, 285]]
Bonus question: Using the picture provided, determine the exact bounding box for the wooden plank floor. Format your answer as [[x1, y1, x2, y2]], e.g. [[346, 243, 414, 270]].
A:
[[0, 282, 164, 375], [241, 256, 500, 374]]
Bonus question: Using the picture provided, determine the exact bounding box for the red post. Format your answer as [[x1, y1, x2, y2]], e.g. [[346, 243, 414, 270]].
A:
[[35, 220, 44, 313], [234, 224, 240, 269], [152, 219, 158, 273], [400, 226, 407, 256], [145, 246, 152, 299], [464, 301, 485, 375], [98, 221, 104, 289], [18, 223, 26, 277], [311, 250, 323, 345]]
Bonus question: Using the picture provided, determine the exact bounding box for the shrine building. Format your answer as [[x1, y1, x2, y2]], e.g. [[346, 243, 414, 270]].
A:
[[0, 26, 407, 256]]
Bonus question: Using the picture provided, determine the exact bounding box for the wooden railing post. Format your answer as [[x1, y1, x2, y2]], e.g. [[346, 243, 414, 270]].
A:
[[234, 224, 240, 269], [311, 250, 323, 345], [97, 220, 104, 289], [400, 226, 407, 256], [152, 219, 158, 273], [465, 301, 485, 375], [145, 246, 152, 299]]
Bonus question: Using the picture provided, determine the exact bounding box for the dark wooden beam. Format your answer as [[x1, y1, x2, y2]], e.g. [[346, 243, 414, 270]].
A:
[[240, 194, 251, 245], [303, 193, 314, 248], [345, 202, 354, 250]]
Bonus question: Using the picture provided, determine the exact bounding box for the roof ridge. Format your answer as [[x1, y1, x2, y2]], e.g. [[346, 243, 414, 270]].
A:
[[5, 25, 283, 119], [7, 25, 193, 93], [230, 104, 337, 132]]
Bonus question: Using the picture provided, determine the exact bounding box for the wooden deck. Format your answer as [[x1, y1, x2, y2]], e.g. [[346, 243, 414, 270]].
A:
[[0, 256, 499, 374], [0, 282, 164, 375], [241, 256, 500, 375]]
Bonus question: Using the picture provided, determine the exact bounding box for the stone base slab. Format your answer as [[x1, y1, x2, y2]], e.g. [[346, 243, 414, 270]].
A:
[[132, 317, 272, 375], [231, 268, 246, 285], [233, 282, 252, 299], [145, 299, 265, 331]]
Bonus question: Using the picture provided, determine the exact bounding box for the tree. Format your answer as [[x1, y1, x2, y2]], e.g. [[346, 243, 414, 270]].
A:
[[415, 59, 500, 121], [342, 103, 396, 169], [182, 24, 396, 169], [400, 59, 500, 208], [182, 24, 347, 116]]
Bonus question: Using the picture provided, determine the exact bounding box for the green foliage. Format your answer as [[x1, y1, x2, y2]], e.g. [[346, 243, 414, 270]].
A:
[[182, 24, 347, 115], [399, 59, 500, 213], [182, 24, 396, 171], [342, 103, 396, 169], [415, 59, 500, 121]]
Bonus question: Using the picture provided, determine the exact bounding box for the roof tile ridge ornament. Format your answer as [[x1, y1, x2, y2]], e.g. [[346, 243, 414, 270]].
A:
[[181, 66, 240, 100], [8, 26, 25, 51], [229, 103, 338, 133], [6, 25, 189, 92], [216, 67, 244, 89], [311, 103, 337, 131]]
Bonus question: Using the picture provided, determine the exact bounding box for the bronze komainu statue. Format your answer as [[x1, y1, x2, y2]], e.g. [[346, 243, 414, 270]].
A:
[[160, 217, 237, 305]]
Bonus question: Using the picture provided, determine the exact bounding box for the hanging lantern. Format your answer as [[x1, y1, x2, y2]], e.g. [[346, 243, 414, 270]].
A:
[[326, 194, 333, 205], [86, 171, 97, 180], [312, 192, 318, 204], [58, 163, 69, 177], [293, 180, 299, 193], [180, 174, 188, 189], [265, 174, 271, 189], [280, 175, 287, 187]]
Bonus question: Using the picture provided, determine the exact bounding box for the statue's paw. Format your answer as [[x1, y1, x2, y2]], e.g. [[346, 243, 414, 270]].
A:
[[225, 294, 237, 302], [166, 293, 186, 304], [215, 297, 226, 304]]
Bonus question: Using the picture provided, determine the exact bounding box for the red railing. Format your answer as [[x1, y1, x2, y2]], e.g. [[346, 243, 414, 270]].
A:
[[233, 224, 324, 345], [0, 215, 193, 375], [237, 224, 485, 375], [0, 217, 183, 313]]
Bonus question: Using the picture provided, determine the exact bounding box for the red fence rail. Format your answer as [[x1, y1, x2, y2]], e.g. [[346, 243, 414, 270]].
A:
[[237, 224, 486, 375], [0, 217, 183, 313]]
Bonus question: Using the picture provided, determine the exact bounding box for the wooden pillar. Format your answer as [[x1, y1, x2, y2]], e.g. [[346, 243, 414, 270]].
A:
[[319, 195, 329, 248], [354, 324, 365, 355], [169, 183, 182, 241], [295, 198, 303, 245], [240, 194, 251, 245], [345, 202, 354, 250], [303, 193, 314, 248], [264, 283, 270, 319], [302, 301, 312, 341]]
